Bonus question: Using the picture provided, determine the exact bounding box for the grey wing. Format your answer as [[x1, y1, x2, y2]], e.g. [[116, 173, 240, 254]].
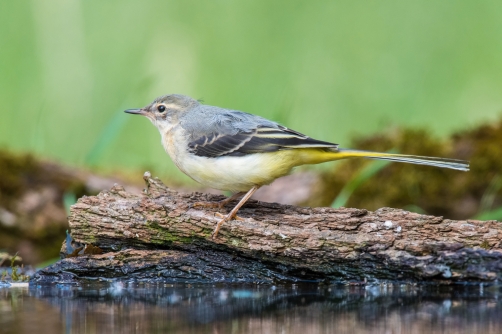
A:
[[182, 107, 338, 158]]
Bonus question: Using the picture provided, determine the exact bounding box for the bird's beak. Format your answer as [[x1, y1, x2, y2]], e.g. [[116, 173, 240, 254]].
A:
[[124, 108, 147, 116]]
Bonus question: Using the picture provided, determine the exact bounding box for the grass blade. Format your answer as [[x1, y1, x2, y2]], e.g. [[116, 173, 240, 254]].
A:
[[331, 159, 391, 208]]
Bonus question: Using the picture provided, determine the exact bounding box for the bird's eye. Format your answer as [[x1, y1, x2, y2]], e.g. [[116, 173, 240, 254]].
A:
[[157, 105, 166, 112]]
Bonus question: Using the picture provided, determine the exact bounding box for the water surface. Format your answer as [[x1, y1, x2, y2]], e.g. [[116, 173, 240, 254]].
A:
[[1, 282, 501, 334]]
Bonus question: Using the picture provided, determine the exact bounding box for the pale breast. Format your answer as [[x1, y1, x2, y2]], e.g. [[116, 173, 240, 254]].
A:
[[161, 129, 186, 171]]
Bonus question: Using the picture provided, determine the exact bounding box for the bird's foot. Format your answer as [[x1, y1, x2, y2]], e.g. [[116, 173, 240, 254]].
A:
[[208, 187, 259, 239], [211, 212, 245, 239]]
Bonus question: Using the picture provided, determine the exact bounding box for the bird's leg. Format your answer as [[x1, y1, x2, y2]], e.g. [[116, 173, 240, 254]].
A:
[[211, 186, 260, 239], [193, 192, 245, 210]]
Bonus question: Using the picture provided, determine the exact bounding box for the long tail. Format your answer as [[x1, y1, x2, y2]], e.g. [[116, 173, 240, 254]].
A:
[[335, 148, 469, 171]]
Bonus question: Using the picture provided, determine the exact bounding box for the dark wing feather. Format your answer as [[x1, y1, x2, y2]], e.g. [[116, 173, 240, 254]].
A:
[[188, 131, 255, 157], [188, 124, 338, 158]]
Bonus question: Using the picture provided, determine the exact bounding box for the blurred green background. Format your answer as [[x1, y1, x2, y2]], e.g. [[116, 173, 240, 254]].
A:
[[1, 0, 502, 185]]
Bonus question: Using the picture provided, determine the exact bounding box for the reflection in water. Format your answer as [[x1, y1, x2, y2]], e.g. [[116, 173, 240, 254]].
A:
[[1, 282, 501, 333]]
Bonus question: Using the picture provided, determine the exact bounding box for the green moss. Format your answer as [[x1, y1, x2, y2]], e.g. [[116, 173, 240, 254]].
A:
[[146, 221, 193, 244], [480, 240, 490, 249], [81, 234, 97, 244], [231, 238, 245, 247]]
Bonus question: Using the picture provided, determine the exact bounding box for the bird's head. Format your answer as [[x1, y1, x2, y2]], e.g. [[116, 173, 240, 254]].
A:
[[125, 94, 199, 133]]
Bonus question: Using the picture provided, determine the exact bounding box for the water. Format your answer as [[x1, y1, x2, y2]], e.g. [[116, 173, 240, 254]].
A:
[[1, 282, 501, 334]]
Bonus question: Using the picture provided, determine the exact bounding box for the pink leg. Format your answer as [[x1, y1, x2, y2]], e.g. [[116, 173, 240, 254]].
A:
[[211, 186, 260, 239]]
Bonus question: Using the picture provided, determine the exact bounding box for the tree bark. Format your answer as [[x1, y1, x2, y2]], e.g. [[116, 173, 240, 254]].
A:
[[34, 172, 502, 284]]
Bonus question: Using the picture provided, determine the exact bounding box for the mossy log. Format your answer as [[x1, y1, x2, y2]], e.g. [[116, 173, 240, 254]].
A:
[[34, 172, 502, 284]]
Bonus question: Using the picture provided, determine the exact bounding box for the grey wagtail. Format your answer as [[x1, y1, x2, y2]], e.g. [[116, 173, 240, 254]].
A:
[[125, 94, 469, 238]]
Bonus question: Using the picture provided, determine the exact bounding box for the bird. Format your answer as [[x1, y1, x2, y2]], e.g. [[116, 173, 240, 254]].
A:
[[125, 94, 469, 238]]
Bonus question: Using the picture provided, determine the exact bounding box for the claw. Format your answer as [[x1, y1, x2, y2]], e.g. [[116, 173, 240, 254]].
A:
[[211, 212, 234, 239], [212, 214, 230, 239]]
